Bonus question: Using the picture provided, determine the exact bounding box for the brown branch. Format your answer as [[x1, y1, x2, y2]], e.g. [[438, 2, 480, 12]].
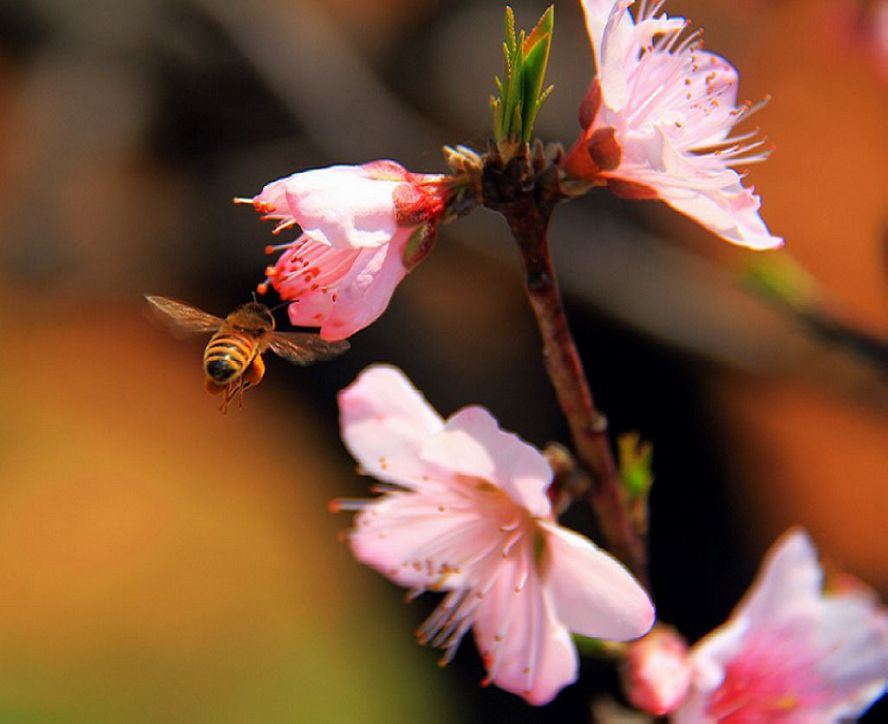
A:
[[482, 148, 649, 588]]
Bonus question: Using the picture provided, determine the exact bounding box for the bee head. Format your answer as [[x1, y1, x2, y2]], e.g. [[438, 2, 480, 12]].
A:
[[232, 302, 275, 333]]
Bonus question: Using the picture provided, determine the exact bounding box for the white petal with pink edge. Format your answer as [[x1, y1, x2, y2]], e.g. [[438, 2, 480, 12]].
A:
[[540, 520, 655, 640]]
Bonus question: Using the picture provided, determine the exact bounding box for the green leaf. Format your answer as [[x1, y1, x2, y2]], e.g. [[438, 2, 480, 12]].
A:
[[572, 634, 606, 656], [490, 5, 555, 153], [504, 5, 516, 55], [520, 6, 554, 142]]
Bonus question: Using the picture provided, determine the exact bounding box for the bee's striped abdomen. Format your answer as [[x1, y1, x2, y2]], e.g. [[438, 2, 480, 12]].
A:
[[203, 331, 257, 384]]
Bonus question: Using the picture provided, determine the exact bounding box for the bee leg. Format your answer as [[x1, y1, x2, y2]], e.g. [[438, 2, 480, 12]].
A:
[[219, 382, 239, 414], [243, 355, 266, 390], [234, 377, 246, 409]]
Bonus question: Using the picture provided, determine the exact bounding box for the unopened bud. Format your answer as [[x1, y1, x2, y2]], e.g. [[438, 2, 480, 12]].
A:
[[623, 626, 691, 715]]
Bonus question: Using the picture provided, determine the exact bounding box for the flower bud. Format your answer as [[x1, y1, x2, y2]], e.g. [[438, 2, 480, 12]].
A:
[[623, 626, 691, 715]]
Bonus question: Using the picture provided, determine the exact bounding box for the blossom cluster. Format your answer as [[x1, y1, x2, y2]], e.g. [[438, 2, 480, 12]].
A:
[[225, 0, 887, 716]]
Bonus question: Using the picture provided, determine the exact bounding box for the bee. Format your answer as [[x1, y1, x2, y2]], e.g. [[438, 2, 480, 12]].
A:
[[145, 295, 349, 412]]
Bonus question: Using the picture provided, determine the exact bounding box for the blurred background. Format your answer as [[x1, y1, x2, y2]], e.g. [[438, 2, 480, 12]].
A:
[[0, 0, 885, 720]]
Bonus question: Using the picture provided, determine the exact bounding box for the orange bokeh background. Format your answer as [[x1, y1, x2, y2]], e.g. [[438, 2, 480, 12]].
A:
[[0, 0, 884, 719]]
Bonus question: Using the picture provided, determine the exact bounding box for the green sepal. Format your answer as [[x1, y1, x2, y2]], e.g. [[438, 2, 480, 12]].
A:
[[572, 634, 606, 657], [572, 634, 627, 660], [402, 223, 437, 270]]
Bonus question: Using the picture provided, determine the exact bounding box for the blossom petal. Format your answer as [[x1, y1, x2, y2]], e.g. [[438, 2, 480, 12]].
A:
[[734, 528, 823, 626], [348, 491, 482, 590], [317, 232, 409, 340], [419, 407, 552, 518], [280, 165, 401, 248], [818, 595, 888, 719], [580, 0, 622, 69], [472, 551, 578, 705], [338, 364, 444, 488], [684, 530, 823, 696], [286, 293, 335, 327], [599, 1, 686, 113], [615, 127, 783, 249], [541, 521, 655, 640]]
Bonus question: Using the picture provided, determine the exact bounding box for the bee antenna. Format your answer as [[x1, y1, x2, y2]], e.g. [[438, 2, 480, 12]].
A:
[[251, 290, 258, 304], [270, 300, 289, 313]]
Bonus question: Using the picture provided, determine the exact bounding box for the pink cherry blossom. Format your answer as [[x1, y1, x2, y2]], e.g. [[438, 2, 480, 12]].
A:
[[332, 365, 655, 705], [237, 161, 446, 340], [673, 528, 888, 721], [563, 0, 782, 250]]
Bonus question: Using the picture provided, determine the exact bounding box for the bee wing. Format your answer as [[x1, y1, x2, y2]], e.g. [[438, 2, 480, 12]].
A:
[[267, 332, 350, 366], [145, 294, 222, 334]]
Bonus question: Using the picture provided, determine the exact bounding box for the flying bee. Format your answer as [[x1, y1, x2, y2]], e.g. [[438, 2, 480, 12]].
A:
[[145, 295, 349, 412]]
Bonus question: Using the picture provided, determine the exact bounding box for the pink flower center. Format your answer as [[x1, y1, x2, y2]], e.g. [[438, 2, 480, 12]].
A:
[[707, 630, 828, 721], [261, 237, 360, 302], [344, 474, 543, 678]]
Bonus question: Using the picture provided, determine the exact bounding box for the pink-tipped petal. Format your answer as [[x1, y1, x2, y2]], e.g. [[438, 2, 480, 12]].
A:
[[251, 179, 292, 220], [653, 175, 783, 250], [420, 407, 552, 518], [541, 521, 655, 641], [339, 365, 444, 487]]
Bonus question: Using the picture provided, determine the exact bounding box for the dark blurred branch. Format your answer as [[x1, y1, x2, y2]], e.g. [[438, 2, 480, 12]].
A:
[[190, 0, 443, 165], [797, 310, 888, 373]]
